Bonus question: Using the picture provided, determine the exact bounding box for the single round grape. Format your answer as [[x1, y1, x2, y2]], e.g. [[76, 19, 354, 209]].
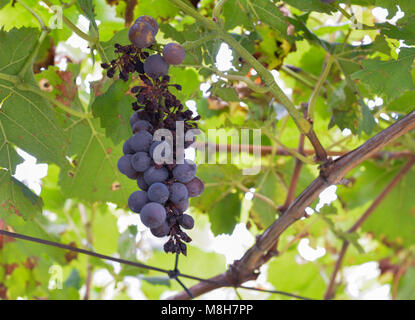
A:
[[172, 159, 197, 183], [128, 190, 148, 213], [150, 222, 170, 238], [147, 182, 170, 203], [128, 21, 155, 48], [129, 130, 153, 153], [178, 214, 194, 229], [130, 110, 144, 127], [169, 182, 188, 204], [137, 173, 149, 191], [140, 202, 166, 228], [174, 198, 189, 212], [123, 138, 134, 155], [143, 54, 169, 79], [131, 152, 151, 172], [132, 120, 153, 133], [143, 166, 169, 185], [185, 177, 204, 198], [117, 154, 138, 179], [135, 15, 159, 35], [162, 43, 186, 65]]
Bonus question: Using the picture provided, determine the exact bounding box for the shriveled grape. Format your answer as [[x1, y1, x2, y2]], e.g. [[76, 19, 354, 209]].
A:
[[147, 182, 170, 203], [144, 54, 169, 79], [140, 202, 166, 228]]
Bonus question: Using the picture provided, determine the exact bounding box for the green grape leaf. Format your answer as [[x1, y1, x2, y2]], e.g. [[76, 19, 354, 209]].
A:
[[208, 192, 241, 235], [58, 116, 136, 206], [267, 250, 326, 299], [250, 169, 284, 229], [91, 80, 134, 145], [363, 168, 415, 247], [351, 48, 415, 102]]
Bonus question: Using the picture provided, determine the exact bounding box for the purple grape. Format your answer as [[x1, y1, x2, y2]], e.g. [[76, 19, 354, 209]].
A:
[[130, 110, 144, 127], [147, 182, 170, 203], [172, 159, 197, 183], [135, 15, 159, 35], [144, 54, 169, 79], [123, 138, 134, 155], [143, 166, 169, 185], [174, 198, 189, 212], [140, 202, 166, 228], [128, 190, 148, 213], [185, 177, 204, 198], [129, 130, 153, 153], [117, 155, 138, 179], [128, 20, 155, 48], [169, 182, 188, 204], [132, 120, 153, 133], [131, 152, 152, 172], [150, 222, 170, 238], [178, 214, 194, 229], [137, 173, 149, 190], [162, 43, 186, 65]]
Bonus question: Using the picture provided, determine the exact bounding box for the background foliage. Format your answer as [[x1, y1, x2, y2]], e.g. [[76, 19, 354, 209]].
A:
[[0, 0, 414, 300]]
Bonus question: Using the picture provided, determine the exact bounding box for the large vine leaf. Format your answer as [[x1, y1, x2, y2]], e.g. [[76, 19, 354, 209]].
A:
[[58, 116, 137, 206], [0, 28, 71, 220], [351, 48, 415, 102]]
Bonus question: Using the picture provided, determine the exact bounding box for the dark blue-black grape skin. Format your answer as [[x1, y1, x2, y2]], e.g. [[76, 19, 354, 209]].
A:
[[128, 20, 155, 48], [129, 130, 153, 153], [169, 182, 188, 204], [137, 173, 149, 191], [117, 154, 138, 179], [172, 159, 197, 183], [150, 222, 170, 238], [185, 177, 204, 198], [147, 182, 170, 203], [140, 202, 166, 228], [128, 190, 148, 213], [144, 54, 169, 79], [132, 120, 153, 133], [131, 152, 152, 172], [178, 214, 194, 229], [162, 43, 186, 65], [123, 138, 134, 155], [143, 166, 169, 185]]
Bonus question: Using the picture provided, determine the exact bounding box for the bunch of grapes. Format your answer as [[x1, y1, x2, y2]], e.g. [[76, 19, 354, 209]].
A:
[[104, 15, 203, 255]]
